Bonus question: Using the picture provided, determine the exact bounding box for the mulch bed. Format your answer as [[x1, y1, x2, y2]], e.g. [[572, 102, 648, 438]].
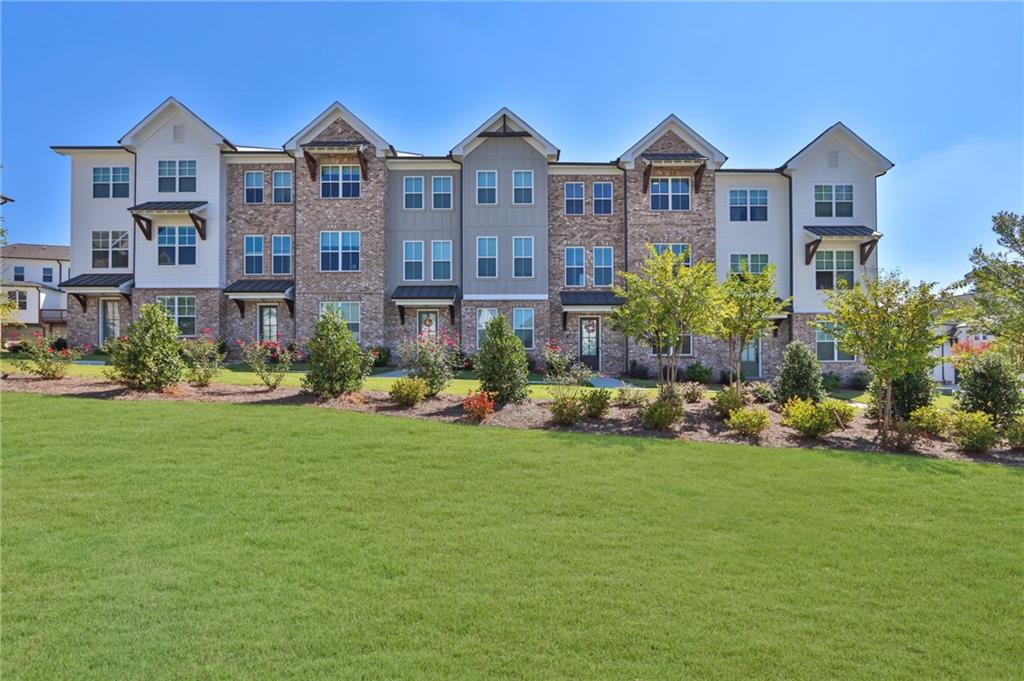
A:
[[4, 374, 1023, 467]]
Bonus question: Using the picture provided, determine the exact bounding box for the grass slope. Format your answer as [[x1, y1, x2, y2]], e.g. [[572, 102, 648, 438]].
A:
[[3, 393, 1021, 680]]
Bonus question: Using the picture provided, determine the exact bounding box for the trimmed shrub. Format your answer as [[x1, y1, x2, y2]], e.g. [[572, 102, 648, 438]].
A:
[[105, 303, 184, 391], [848, 370, 872, 391], [542, 339, 575, 378], [679, 381, 705, 404], [773, 341, 824, 404], [711, 389, 745, 420], [909, 405, 953, 438], [179, 330, 225, 387], [398, 332, 459, 397], [782, 398, 837, 439], [301, 311, 375, 398], [639, 398, 684, 431], [822, 371, 841, 392], [727, 406, 771, 437], [370, 345, 391, 368], [951, 410, 999, 453], [1002, 416, 1024, 450], [614, 387, 649, 408], [389, 376, 428, 407], [745, 381, 774, 404], [463, 389, 495, 422], [625, 360, 650, 380], [891, 419, 920, 452], [822, 398, 857, 427], [680, 361, 713, 384], [867, 368, 935, 420], [549, 389, 585, 426], [11, 331, 84, 379], [955, 353, 1024, 430], [238, 339, 298, 390], [476, 314, 529, 405], [580, 388, 612, 418]]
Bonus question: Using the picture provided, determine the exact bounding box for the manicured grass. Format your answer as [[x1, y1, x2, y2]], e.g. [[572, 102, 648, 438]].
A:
[[3, 393, 1021, 680], [832, 387, 956, 409]]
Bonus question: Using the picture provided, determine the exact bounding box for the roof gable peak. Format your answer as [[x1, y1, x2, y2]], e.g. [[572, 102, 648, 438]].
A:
[[782, 121, 894, 175], [619, 114, 727, 169], [450, 107, 559, 161], [119, 97, 234, 150], [283, 101, 392, 157]]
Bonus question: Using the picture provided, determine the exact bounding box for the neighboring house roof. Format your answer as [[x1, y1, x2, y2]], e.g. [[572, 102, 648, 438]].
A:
[[283, 101, 393, 156], [781, 121, 894, 176], [118, 96, 236, 150], [450, 108, 559, 161], [560, 291, 624, 307], [224, 279, 295, 294], [804, 225, 879, 237], [1, 280, 63, 293], [618, 114, 727, 169], [128, 201, 207, 212], [60, 273, 134, 288], [1, 243, 70, 261], [391, 285, 460, 302]]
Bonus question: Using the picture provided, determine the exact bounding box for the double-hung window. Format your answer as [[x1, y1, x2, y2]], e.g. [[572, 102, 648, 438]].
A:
[[158, 160, 196, 192], [320, 231, 360, 271], [156, 295, 196, 336], [593, 182, 613, 215], [653, 243, 692, 266], [477, 237, 497, 278], [650, 178, 690, 211], [92, 166, 130, 198], [815, 184, 853, 217], [730, 253, 769, 274], [272, 235, 292, 274], [476, 308, 498, 348], [513, 237, 533, 278], [341, 165, 361, 198], [565, 247, 585, 286], [729, 189, 768, 221], [816, 323, 855, 361], [404, 176, 424, 209], [320, 302, 361, 342], [476, 171, 497, 205], [157, 226, 197, 266], [513, 308, 535, 349], [594, 247, 613, 286], [244, 171, 264, 203], [513, 171, 533, 205], [815, 250, 854, 290], [91, 230, 129, 268], [432, 176, 452, 209], [273, 171, 292, 203], [432, 240, 452, 280], [244, 235, 263, 274], [42, 267, 53, 283], [565, 182, 584, 215], [650, 334, 693, 357], [8, 291, 26, 310], [13, 266, 25, 282], [321, 165, 340, 198], [404, 241, 424, 280]]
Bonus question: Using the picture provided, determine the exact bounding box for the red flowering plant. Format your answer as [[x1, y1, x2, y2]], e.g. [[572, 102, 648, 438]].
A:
[[541, 337, 593, 386], [237, 335, 299, 390], [951, 337, 992, 368], [397, 330, 461, 397], [179, 328, 226, 387], [462, 389, 495, 422], [11, 331, 84, 379]]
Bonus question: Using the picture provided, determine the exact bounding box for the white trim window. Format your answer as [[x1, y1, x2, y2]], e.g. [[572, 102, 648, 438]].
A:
[[7, 290, 26, 310], [729, 253, 769, 274], [321, 165, 340, 198], [729, 189, 768, 221], [42, 267, 53, 283], [272, 170, 292, 203], [653, 243, 691, 266], [650, 334, 694, 357], [244, 171, 264, 204], [431, 240, 452, 280], [320, 230, 361, 272], [650, 177, 690, 211], [815, 250, 854, 290], [157, 226, 197, 266], [244, 235, 264, 274], [320, 301, 361, 342], [815, 184, 853, 218], [513, 170, 534, 205], [476, 170, 497, 205], [12, 267, 24, 282], [92, 166, 130, 198], [594, 246, 613, 286], [341, 165, 361, 198], [513, 237, 534, 278], [432, 176, 452, 209], [272, 235, 292, 274], [476, 237, 497, 278], [91, 230, 129, 268], [404, 240, 424, 281], [565, 246, 585, 287], [565, 182, 584, 215], [513, 307, 535, 349], [158, 160, 196, 193], [816, 323, 855, 361], [593, 181, 613, 215], [156, 295, 197, 336], [476, 307, 498, 348], [404, 176, 425, 210]]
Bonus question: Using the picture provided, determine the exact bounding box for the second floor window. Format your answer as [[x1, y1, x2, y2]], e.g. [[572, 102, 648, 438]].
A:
[[653, 243, 692, 266], [651, 178, 690, 211], [272, 235, 292, 274], [273, 171, 292, 203], [91, 230, 129, 268], [157, 226, 197, 266], [158, 160, 196, 192], [244, 235, 263, 274], [156, 295, 196, 336], [513, 171, 533, 205], [42, 267, 53, 283], [815, 250, 854, 290], [593, 182, 613, 215], [477, 237, 497, 278], [565, 182, 584, 215], [513, 237, 533, 278], [244, 171, 264, 204], [432, 240, 452, 280], [432, 176, 452, 209], [13, 266, 25, 281], [7, 290, 26, 310], [730, 253, 769, 274], [815, 184, 853, 218], [476, 171, 497, 205], [404, 176, 424, 210], [565, 247, 584, 286], [729, 189, 768, 221], [93, 166, 130, 198], [594, 247, 613, 286], [404, 241, 424, 280], [320, 231, 360, 272]]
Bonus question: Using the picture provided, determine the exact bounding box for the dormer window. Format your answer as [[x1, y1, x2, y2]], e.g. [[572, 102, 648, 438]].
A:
[[814, 184, 853, 218], [158, 161, 196, 193], [92, 166, 130, 198], [650, 178, 690, 211]]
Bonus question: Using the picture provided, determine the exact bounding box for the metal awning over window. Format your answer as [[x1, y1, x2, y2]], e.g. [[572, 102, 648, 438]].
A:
[[640, 151, 709, 194], [60, 273, 134, 311], [224, 279, 294, 317], [803, 225, 882, 265], [391, 285, 459, 324], [128, 201, 208, 241], [299, 140, 369, 181]]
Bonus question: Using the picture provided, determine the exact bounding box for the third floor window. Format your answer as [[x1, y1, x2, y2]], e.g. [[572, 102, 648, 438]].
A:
[[432, 176, 452, 209], [273, 171, 292, 203], [93, 166, 130, 198], [513, 171, 533, 205], [565, 182, 584, 215], [814, 184, 853, 218], [593, 182, 613, 215], [404, 176, 424, 210], [244, 171, 264, 204], [729, 189, 768, 221], [477, 171, 497, 205], [158, 160, 196, 192], [91, 230, 129, 268]]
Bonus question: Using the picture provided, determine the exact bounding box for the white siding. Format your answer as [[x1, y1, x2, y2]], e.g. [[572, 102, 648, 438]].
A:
[[67, 150, 135, 277], [714, 173, 791, 298]]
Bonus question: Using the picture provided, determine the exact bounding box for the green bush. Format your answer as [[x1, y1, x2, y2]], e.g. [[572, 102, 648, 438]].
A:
[[550, 390, 585, 426], [580, 388, 612, 419], [301, 311, 374, 398], [848, 370, 872, 391], [782, 398, 837, 439], [105, 303, 184, 391], [726, 406, 771, 437], [1002, 416, 1024, 450], [370, 344, 391, 368], [909, 405, 953, 438], [822, 371, 841, 391], [711, 389, 745, 420], [955, 353, 1023, 430], [951, 411, 999, 453], [476, 314, 529, 405], [679, 381, 705, 404], [639, 398, 684, 431], [11, 331, 83, 379], [179, 332, 225, 387], [389, 376, 428, 407], [745, 381, 774, 404], [773, 341, 824, 404], [680, 361, 713, 384], [398, 332, 459, 397], [867, 368, 935, 420], [822, 398, 857, 427], [614, 387, 648, 408]]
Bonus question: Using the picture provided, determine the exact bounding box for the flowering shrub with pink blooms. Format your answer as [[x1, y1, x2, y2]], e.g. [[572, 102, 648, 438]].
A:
[[541, 338, 592, 386], [398, 331, 461, 397], [237, 337, 299, 390], [180, 328, 225, 387], [10, 332, 84, 379]]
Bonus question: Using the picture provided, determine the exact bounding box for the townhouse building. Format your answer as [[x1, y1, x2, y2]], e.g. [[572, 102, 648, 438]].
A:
[[1, 243, 71, 341], [54, 97, 892, 380]]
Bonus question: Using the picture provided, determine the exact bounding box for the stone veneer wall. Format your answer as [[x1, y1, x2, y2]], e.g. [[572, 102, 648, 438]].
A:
[[460, 300, 549, 360]]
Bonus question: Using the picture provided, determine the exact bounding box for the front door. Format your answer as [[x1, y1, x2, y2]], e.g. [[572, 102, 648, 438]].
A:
[[579, 316, 600, 371], [257, 304, 278, 343], [99, 299, 120, 345], [417, 309, 438, 339], [741, 339, 761, 379]]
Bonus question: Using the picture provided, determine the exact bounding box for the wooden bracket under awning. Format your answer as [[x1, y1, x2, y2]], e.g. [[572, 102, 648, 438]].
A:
[[132, 214, 152, 240], [642, 163, 653, 194], [72, 293, 88, 312], [805, 238, 823, 265], [188, 212, 207, 240], [356, 147, 369, 182], [694, 163, 705, 193], [860, 238, 879, 265], [640, 160, 706, 194], [304, 150, 318, 182]]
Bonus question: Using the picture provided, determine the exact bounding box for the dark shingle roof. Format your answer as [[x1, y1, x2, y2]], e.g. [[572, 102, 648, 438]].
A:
[[804, 225, 877, 237], [1, 243, 70, 260], [560, 291, 624, 307], [641, 152, 707, 162], [60, 273, 133, 288], [391, 285, 460, 301], [128, 201, 207, 212], [224, 279, 294, 294]]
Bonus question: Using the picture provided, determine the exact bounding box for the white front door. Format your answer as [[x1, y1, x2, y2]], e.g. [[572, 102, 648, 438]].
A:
[[99, 299, 120, 345]]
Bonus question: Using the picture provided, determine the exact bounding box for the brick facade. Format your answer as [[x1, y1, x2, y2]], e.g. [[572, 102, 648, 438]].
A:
[[792, 313, 867, 383], [460, 300, 549, 361], [384, 303, 461, 350], [223, 300, 295, 347], [225, 162, 297, 284], [132, 288, 224, 337], [65, 295, 132, 347]]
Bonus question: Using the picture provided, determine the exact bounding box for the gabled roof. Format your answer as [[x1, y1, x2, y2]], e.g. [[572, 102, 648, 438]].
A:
[[119, 97, 235, 150], [283, 101, 392, 157], [1, 243, 70, 260], [449, 108, 559, 161], [618, 114, 727, 169], [781, 122, 894, 176]]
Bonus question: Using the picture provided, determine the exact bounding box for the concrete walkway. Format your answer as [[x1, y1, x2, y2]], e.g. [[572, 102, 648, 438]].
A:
[[588, 376, 630, 389]]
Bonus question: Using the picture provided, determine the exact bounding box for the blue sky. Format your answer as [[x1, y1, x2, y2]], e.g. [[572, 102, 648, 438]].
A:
[[2, 2, 1021, 286]]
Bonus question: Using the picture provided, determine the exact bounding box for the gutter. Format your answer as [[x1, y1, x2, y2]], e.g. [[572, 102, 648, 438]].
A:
[[786, 170, 794, 342], [622, 164, 629, 368]]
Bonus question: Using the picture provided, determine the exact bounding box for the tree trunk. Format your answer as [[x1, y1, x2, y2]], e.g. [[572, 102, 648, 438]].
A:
[[881, 379, 893, 446], [734, 337, 744, 398]]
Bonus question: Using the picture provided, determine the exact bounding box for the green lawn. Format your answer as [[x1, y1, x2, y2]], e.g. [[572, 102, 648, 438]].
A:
[[3, 393, 1021, 680]]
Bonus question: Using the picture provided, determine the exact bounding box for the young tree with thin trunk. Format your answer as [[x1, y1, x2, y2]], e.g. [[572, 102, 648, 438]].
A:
[[610, 245, 721, 385]]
